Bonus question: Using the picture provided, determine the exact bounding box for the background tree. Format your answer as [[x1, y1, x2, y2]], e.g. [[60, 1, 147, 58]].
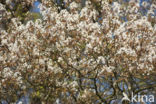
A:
[[0, 0, 156, 104]]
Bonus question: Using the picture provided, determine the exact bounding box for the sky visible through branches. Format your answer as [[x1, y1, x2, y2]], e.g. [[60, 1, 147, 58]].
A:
[[0, 0, 155, 104]]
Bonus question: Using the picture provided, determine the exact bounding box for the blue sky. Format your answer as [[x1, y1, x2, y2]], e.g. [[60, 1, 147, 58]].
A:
[[30, 1, 41, 13]]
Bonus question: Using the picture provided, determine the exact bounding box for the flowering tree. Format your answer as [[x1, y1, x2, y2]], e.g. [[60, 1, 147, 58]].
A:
[[0, 0, 156, 104], [0, 0, 41, 29]]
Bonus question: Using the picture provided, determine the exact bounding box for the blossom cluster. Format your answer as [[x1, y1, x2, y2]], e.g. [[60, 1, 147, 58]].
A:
[[0, 0, 155, 103]]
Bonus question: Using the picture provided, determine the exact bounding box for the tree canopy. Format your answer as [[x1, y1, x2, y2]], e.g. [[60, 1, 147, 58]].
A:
[[0, 0, 156, 104]]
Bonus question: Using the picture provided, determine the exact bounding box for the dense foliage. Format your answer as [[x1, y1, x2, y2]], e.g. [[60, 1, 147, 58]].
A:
[[0, 0, 156, 104]]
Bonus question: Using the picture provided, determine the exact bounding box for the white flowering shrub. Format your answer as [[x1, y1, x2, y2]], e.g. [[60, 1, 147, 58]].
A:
[[0, 0, 156, 103]]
